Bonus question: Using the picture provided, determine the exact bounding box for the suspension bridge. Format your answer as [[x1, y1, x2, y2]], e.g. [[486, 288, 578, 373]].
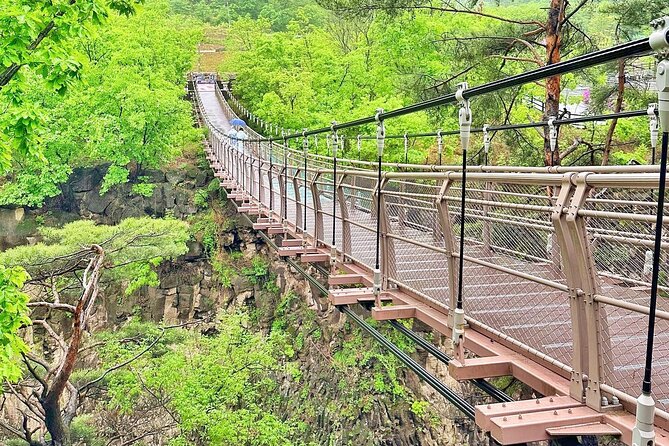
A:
[[190, 18, 669, 446]]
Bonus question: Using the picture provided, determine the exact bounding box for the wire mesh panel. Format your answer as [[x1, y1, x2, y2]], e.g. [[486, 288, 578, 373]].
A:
[[197, 80, 669, 416], [317, 174, 346, 254], [584, 186, 669, 412], [383, 178, 451, 306], [449, 179, 572, 367], [343, 176, 378, 269]]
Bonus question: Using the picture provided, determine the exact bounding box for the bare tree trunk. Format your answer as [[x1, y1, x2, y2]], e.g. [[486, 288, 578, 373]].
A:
[[543, 0, 565, 167], [601, 58, 625, 166]]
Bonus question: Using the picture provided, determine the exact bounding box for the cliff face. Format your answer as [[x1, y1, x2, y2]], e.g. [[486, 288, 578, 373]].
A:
[[1, 159, 487, 446]]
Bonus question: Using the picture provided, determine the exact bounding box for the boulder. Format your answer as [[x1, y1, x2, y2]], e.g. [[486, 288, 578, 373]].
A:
[[142, 169, 166, 183], [166, 170, 186, 185], [184, 240, 204, 260], [82, 189, 113, 214], [69, 167, 103, 193]]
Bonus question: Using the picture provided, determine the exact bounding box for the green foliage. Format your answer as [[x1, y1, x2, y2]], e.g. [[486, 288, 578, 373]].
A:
[[69, 415, 105, 446], [100, 165, 130, 195], [189, 210, 218, 254], [410, 400, 429, 418], [242, 256, 271, 285], [131, 180, 157, 198], [193, 189, 210, 209], [0, 266, 31, 383], [0, 0, 202, 206], [0, 217, 190, 295], [0, 0, 144, 170], [217, 1, 660, 167], [99, 314, 294, 445]]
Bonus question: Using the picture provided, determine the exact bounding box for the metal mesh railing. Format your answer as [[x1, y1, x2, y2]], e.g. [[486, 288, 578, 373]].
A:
[[194, 79, 669, 418]]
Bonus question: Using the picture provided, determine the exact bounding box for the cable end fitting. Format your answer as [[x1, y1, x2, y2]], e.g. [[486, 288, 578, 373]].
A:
[[632, 391, 656, 446], [373, 268, 382, 297], [376, 108, 385, 157], [548, 117, 558, 153], [452, 307, 466, 347], [651, 17, 669, 130], [457, 83, 472, 152]]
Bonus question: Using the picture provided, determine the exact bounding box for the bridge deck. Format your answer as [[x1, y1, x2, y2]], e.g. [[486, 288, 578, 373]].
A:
[[195, 81, 669, 445]]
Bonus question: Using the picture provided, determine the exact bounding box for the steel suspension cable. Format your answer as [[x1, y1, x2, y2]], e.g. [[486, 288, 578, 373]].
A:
[[374, 110, 385, 304], [643, 131, 668, 396], [303, 130, 308, 234], [259, 38, 651, 141], [331, 123, 338, 250], [283, 137, 288, 223]]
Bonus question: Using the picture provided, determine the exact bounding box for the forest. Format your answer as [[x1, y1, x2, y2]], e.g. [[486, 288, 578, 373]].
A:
[[1, 0, 668, 445]]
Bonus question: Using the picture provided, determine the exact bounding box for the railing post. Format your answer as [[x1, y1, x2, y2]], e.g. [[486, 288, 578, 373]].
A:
[[567, 174, 606, 411], [311, 172, 324, 246], [552, 172, 606, 410], [336, 174, 352, 258], [258, 159, 264, 208], [551, 174, 589, 403], [293, 173, 302, 230], [372, 177, 395, 287], [278, 166, 287, 222], [435, 178, 459, 321]]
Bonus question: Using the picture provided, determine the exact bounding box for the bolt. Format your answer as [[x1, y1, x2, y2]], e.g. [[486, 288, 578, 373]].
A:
[[518, 414, 523, 420], [659, 65, 666, 75], [536, 399, 540, 404], [568, 409, 572, 414], [612, 396, 620, 405], [602, 396, 609, 406], [549, 397, 554, 403], [502, 403, 506, 408], [487, 405, 491, 409], [503, 417, 507, 422], [554, 410, 558, 415]]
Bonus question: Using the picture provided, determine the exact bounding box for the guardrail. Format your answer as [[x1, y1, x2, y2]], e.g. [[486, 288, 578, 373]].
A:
[[194, 68, 669, 427]]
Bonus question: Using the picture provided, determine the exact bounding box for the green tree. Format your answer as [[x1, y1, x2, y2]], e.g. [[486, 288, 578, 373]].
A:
[[0, 217, 190, 446], [0, 266, 31, 384], [99, 313, 294, 445], [0, 0, 144, 170], [0, 1, 202, 206]]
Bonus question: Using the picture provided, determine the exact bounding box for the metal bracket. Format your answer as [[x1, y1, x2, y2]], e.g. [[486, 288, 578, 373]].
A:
[[331, 121, 338, 158], [375, 109, 385, 157], [403, 133, 409, 162], [548, 117, 558, 153], [651, 17, 669, 129], [483, 124, 491, 155], [457, 82, 472, 152]]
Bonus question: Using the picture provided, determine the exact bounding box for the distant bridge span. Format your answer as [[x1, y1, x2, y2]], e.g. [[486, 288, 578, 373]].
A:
[[190, 57, 669, 446]]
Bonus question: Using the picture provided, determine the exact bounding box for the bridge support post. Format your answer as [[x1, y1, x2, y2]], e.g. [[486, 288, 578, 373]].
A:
[[337, 175, 352, 258], [551, 174, 592, 404], [435, 179, 459, 327], [293, 174, 303, 230], [310, 173, 324, 247], [372, 177, 395, 290], [559, 173, 607, 411]]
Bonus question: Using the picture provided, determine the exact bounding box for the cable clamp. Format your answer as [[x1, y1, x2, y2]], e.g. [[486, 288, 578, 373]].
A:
[[548, 117, 558, 153], [483, 124, 491, 154], [457, 82, 472, 151], [452, 307, 465, 346], [648, 103, 659, 151], [331, 121, 338, 157], [376, 108, 385, 157], [437, 129, 443, 156], [373, 268, 382, 298]]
